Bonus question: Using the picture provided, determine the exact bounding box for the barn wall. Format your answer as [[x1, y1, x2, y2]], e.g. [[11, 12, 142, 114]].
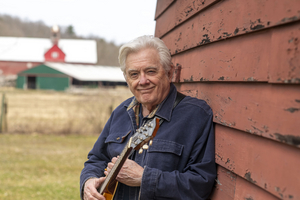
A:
[[44, 44, 66, 62], [17, 64, 70, 91], [16, 76, 25, 89], [154, 0, 300, 199], [0, 61, 42, 75], [17, 75, 69, 91], [37, 76, 69, 91], [19, 64, 66, 75]]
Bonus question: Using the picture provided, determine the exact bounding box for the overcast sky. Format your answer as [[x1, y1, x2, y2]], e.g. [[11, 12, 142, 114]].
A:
[[0, 0, 157, 45]]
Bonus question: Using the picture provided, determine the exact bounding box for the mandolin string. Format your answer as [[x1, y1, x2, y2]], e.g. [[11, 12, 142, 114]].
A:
[[99, 139, 132, 193], [99, 118, 156, 194]]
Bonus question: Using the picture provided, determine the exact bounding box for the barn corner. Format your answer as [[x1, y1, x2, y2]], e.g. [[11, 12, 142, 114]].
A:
[[154, 0, 300, 199]]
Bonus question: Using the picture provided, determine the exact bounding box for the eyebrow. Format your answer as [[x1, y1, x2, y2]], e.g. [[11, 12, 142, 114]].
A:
[[145, 66, 159, 70], [126, 66, 158, 73]]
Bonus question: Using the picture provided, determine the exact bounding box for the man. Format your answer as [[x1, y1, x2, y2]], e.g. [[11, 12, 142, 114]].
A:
[[80, 35, 216, 200]]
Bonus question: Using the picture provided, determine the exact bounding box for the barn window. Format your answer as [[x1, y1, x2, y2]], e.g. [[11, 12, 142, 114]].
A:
[[51, 51, 59, 58]]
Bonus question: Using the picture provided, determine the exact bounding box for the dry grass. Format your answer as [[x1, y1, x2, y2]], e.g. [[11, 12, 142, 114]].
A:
[[0, 87, 132, 134], [0, 87, 132, 200], [0, 133, 99, 200]]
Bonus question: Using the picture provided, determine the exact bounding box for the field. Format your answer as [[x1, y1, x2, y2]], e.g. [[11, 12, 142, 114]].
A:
[[1, 87, 132, 134], [0, 133, 98, 200], [0, 87, 132, 200]]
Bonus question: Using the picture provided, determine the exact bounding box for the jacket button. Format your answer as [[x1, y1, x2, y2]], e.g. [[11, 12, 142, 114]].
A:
[[116, 137, 120, 140]]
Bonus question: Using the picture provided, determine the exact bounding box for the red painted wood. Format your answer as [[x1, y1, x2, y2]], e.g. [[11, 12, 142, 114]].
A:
[[0, 61, 41, 75], [210, 165, 279, 200], [157, 0, 300, 55], [171, 29, 271, 82], [155, 0, 220, 38], [44, 44, 66, 62], [171, 22, 300, 83], [175, 82, 300, 147], [154, 0, 174, 19], [209, 165, 237, 200], [234, 176, 280, 200], [269, 23, 300, 83], [155, 0, 300, 199], [214, 124, 300, 199]]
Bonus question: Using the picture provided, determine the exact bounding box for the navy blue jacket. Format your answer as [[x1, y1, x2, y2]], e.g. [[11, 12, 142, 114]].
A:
[[80, 84, 216, 199]]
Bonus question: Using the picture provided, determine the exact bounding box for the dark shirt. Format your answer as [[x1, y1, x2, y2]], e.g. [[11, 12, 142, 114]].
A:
[[80, 83, 216, 200]]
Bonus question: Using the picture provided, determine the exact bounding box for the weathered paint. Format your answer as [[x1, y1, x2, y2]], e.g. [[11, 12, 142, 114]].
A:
[[214, 124, 300, 199], [269, 23, 300, 83], [210, 166, 279, 200], [171, 29, 271, 82], [209, 166, 237, 200], [176, 83, 300, 147], [171, 22, 300, 83], [154, 0, 174, 19], [155, 0, 220, 37], [173, 63, 182, 83], [155, 0, 300, 199], [234, 174, 280, 200], [156, 0, 300, 55]]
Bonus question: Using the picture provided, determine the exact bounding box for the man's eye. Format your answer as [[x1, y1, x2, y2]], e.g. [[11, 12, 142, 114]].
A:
[[147, 70, 157, 75], [129, 73, 138, 79]]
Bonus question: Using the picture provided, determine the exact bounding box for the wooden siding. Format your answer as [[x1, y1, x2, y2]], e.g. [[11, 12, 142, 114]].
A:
[[155, 0, 300, 199], [0, 61, 42, 75], [19, 64, 66, 75], [44, 44, 66, 63]]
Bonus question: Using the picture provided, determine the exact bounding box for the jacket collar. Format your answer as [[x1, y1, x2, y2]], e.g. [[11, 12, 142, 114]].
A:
[[125, 83, 177, 122]]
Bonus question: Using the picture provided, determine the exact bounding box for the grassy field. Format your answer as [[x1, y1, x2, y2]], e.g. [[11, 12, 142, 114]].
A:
[[0, 87, 132, 134], [0, 133, 98, 200], [0, 87, 132, 199]]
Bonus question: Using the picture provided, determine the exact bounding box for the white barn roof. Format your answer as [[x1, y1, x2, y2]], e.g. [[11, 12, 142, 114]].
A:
[[44, 62, 126, 82], [0, 37, 97, 64]]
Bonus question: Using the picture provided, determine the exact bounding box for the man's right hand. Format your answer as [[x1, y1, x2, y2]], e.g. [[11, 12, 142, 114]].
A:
[[83, 177, 106, 200]]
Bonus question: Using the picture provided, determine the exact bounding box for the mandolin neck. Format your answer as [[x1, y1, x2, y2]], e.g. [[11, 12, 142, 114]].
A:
[[98, 117, 160, 195], [99, 138, 133, 194]]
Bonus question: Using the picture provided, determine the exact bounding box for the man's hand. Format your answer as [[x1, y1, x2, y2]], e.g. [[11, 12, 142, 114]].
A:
[[83, 177, 106, 200], [105, 157, 144, 187]]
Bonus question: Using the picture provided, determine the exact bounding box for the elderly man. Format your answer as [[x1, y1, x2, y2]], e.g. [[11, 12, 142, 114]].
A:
[[80, 35, 216, 200]]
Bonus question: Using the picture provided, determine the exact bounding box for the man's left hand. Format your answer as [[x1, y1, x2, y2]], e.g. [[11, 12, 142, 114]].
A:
[[105, 157, 144, 187]]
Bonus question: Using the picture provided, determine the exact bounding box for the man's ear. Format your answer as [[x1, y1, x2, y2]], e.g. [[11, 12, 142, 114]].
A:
[[167, 63, 175, 82], [123, 72, 127, 80]]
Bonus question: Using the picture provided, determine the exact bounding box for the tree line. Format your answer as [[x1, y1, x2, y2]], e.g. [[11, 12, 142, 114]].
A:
[[0, 14, 120, 66]]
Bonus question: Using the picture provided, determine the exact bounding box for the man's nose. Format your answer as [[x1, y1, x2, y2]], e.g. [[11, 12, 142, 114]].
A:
[[139, 74, 149, 85]]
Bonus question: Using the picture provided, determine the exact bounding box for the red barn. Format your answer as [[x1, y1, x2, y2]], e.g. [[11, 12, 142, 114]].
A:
[[154, 0, 300, 199], [44, 44, 66, 62], [0, 26, 97, 85]]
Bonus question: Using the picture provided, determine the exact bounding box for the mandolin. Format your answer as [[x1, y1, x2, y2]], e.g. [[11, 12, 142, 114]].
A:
[[98, 117, 160, 200]]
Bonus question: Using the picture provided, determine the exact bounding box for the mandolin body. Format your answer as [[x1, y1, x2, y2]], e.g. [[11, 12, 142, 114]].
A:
[[103, 180, 118, 200], [98, 117, 160, 200]]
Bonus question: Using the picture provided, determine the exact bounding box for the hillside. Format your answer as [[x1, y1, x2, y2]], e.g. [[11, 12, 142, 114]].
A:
[[0, 14, 120, 66]]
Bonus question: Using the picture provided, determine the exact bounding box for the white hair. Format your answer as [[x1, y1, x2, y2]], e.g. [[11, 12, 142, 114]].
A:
[[118, 35, 172, 74]]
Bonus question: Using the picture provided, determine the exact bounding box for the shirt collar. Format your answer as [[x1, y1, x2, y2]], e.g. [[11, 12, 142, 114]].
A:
[[126, 83, 177, 122]]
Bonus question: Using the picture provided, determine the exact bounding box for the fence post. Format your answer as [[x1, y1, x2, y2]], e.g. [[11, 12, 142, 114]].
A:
[[0, 93, 7, 133]]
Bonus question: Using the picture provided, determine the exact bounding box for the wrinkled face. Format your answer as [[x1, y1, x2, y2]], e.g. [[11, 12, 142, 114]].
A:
[[125, 48, 172, 109]]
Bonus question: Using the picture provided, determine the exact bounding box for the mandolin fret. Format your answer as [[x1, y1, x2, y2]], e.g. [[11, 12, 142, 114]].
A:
[[98, 117, 159, 197], [99, 139, 132, 194]]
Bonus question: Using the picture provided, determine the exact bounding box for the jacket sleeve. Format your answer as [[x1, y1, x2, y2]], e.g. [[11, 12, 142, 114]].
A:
[[79, 114, 113, 200], [139, 114, 216, 200]]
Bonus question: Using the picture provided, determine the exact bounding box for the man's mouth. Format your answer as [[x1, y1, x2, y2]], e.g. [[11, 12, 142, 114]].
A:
[[138, 87, 154, 93]]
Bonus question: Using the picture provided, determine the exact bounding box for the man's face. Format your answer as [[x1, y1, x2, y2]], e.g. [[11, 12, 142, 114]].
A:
[[125, 48, 172, 109]]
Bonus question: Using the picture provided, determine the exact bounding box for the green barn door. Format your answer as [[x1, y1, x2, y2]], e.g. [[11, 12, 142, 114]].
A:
[[27, 76, 36, 89]]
